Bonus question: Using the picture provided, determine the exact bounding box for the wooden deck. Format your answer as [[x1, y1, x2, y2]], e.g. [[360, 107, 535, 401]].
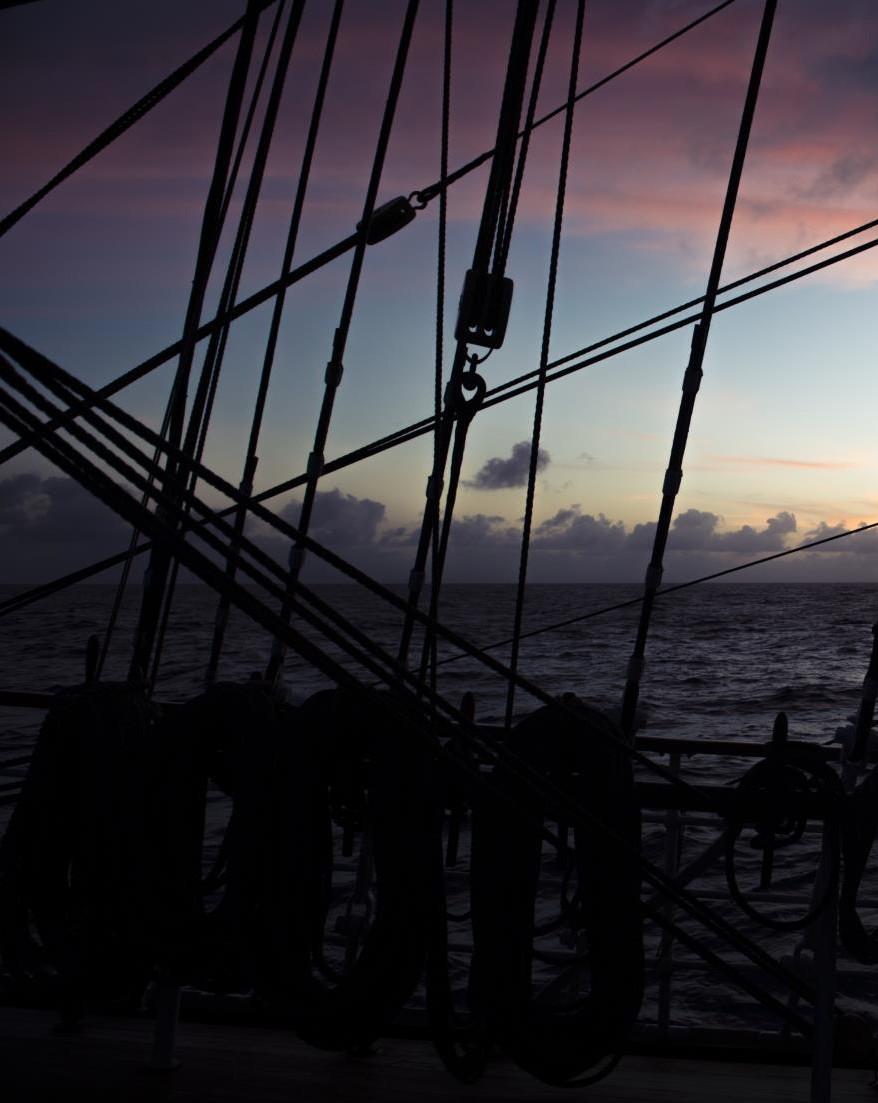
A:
[[2, 1008, 876, 1102]]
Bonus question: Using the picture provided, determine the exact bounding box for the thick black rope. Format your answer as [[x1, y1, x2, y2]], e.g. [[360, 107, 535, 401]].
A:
[[264, 0, 421, 683], [206, 0, 344, 687], [849, 621, 878, 762], [493, 0, 557, 277], [0, 352, 824, 1008], [396, 0, 541, 667], [0, 1, 280, 239], [505, 0, 582, 729], [0, 0, 735, 246], [128, 0, 264, 681], [620, 0, 777, 738], [422, 0, 454, 705], [104, 0, 290, 685], [146, 0, 293, 688], [95, 0, 289, 677], [95, 398, 174, 679], [150, 0, 305, 691], [411, 0, 740, 210]]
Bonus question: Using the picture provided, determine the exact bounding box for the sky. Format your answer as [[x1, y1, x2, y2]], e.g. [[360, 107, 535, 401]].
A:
[[2, 0, 878, 585]]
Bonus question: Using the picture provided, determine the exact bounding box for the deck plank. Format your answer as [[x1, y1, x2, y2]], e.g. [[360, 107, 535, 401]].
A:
[[1, 1008, 875, 1102]]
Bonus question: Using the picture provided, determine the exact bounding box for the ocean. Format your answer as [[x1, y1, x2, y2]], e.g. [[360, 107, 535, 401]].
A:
[[1, 581, 873, 745], [2, 581, 877, 1033]]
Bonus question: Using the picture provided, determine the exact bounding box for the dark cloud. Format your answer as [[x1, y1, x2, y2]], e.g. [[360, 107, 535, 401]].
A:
[[533, 507, 627, 553], [0, 471, 130, 580], [464, 441, 551, 490], [280, 488, 386, 547], [0, 470, 874, 585], [0, 472, 47, 526], [795, 153, 878, 200], [452, 514, 517, 547]]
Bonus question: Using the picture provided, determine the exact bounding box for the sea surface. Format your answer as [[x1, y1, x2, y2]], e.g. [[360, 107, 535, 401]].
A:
[[2, 581, 878, 1034]]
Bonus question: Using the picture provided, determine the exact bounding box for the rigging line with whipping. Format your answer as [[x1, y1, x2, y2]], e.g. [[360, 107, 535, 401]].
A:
[[616, 0, 778, 735], [149, 0, 307, 691], [0, 0, 282, 239], [418, 0, 557, 692], [506, 0, 583, 727], [99, 0, 292, 682], [205, 0, 344, 687], [395, 0, 541, 667], [264, 0, 421, 684], [127, 0, 266, 682]]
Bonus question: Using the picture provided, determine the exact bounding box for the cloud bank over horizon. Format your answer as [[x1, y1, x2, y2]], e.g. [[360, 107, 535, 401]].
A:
[[2, 471, 877, 586]]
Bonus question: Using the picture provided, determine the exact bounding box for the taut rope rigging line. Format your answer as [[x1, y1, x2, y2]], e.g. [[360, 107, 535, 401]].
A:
[[149, 0, 307, 691], [397, 0, 542, 666], [205, 0, 344, 688], [619, 0, 777, 738], [0, 0, 282, 240], [506, 0, 584, 727], [419, 0, 557, 694], [421, 0, 455, 704], [128, 0, 265, 682], [264, 0, 421, 684], [99, 0, 291, 684]]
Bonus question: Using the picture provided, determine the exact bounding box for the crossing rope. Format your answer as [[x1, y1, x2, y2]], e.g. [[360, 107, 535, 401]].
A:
[[619, 0, 777, 738], [264, 0, 421, 684]]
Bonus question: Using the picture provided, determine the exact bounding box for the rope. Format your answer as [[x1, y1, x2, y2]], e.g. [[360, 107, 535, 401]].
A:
[[396, 0, 541, 667], [619, 0, 777, 738], [0, 1, 280, 240], [411, 0, 740, 209], [422, 0, 454, 709], [493, 0, 558, 276], [0, 349, 823, 1007], [96, 398, 173, 679], [100, 0, 290, 683], [849, 620, 878, 762], [149, 0, 305, 691], [505, 0, 583, 729], [206, 0, 343, 687], [128, 0, 265, 682], [264, 0, 421, 683]]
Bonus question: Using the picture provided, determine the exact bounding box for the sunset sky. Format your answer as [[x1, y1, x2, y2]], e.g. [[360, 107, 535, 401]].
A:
[[2, 0, 877, 583]]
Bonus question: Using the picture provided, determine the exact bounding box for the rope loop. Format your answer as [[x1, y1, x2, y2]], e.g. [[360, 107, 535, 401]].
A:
[[408, 188, 431, 210], [448, 369, 486, 422], [724, 713, 843, 932]]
